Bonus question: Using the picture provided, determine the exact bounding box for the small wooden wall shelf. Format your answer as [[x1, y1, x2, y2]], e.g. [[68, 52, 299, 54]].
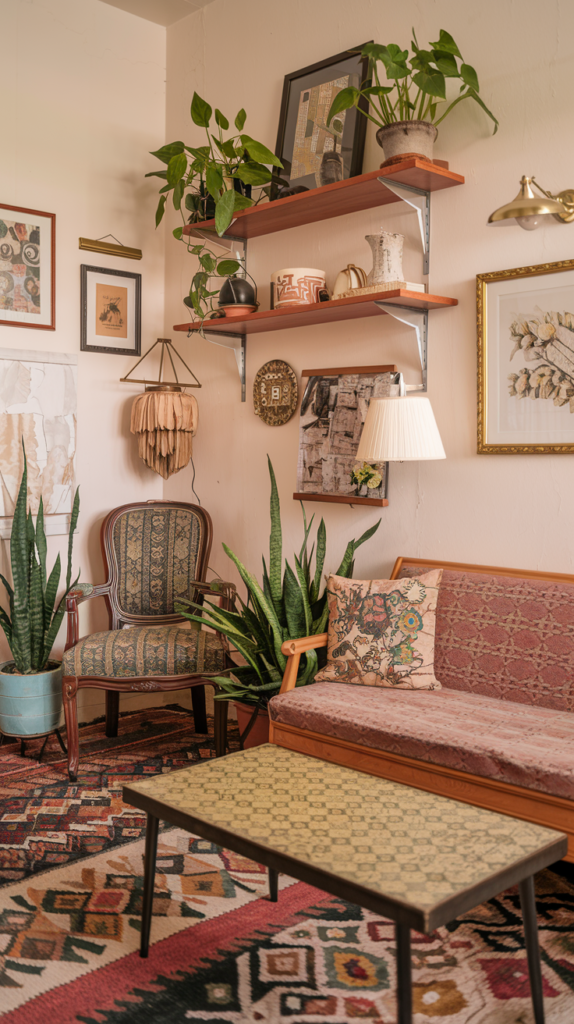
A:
[[293, 492, 389, 508], [183, 159, 464, 241], [173, 289, 457, 337]]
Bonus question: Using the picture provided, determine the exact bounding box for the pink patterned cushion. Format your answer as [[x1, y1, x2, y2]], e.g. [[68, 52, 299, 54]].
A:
[[396, 568, 574, 712], [269, 682, 574, 799]]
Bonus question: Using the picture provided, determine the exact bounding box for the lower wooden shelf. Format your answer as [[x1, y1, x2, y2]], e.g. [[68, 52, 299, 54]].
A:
[[173, 289, 456, 337], [293, 492, 389, 508]]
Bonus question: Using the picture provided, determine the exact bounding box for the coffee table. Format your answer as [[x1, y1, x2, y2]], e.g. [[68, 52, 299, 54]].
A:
[[124, 744, 566, 1024]]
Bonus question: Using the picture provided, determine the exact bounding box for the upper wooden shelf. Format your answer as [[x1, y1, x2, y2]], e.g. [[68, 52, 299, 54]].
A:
[[173, 288, 457, 337], [182, 159, 465, 241]]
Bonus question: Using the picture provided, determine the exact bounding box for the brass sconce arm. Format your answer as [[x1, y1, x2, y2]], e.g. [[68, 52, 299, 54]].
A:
[[531, 178, 574, 223]]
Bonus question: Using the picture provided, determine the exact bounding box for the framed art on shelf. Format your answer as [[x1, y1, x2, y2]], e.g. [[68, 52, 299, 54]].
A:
[[0, 204, 55, 330], [273, 46, 370, 195], [477, 259, 574, 454], [81, 264, 141, 355], [293, 365, 397, 507]]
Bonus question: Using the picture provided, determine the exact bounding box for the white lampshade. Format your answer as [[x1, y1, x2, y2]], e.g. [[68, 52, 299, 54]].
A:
[[357, 396, 446, 462]]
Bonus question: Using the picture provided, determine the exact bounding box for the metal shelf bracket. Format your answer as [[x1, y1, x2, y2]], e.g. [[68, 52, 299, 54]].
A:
[[375, 303, 428, 392], [187, 328, 246, 402], [378, 178, 430, 274]]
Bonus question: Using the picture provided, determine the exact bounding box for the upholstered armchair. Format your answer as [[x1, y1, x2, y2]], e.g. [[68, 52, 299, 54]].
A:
[[62, 500, 235, 780]]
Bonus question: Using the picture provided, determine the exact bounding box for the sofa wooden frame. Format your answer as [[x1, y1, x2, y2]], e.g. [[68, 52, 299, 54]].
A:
[[269, 557, 574, 862]]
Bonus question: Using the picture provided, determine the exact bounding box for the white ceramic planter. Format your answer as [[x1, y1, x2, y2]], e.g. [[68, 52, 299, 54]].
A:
[[376, 120, 437, 164], [0, 661, 63, 737]]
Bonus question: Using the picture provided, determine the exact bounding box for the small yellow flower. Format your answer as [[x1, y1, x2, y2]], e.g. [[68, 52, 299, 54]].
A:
[[367, 472, 382, 489]]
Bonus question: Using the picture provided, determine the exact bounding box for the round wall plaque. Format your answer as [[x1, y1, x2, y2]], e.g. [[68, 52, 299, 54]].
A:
[[253, 359, 298, 426]]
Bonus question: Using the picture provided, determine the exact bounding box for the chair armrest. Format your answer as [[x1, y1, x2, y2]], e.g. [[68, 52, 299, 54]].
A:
[[65, 583, 111, 651], [279, 633, 328, 695], [189, 579, 237, 614]]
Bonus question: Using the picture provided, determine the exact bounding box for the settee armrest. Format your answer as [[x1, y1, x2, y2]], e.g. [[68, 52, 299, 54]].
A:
[[279, 632, 328, 695], [65, 583, 111, 650]]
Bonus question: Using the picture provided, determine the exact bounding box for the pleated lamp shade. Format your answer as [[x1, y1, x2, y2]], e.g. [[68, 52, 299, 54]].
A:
[[357, 397, 446, 462]]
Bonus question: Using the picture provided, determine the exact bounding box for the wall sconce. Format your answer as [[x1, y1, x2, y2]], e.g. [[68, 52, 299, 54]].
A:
[[488, 176, 574, 231]]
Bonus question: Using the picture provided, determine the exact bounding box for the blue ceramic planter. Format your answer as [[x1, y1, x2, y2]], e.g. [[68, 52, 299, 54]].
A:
[[0, 662, 63, 737]]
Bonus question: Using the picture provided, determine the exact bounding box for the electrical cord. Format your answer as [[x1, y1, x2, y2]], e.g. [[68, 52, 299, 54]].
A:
[[190, 456, 201, 505]]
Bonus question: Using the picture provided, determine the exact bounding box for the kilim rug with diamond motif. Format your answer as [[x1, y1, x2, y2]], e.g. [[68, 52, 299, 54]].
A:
[[1, 707, 574, 1022]]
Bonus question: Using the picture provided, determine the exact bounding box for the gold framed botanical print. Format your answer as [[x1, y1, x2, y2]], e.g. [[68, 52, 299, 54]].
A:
[[477, 258, 574, 453]]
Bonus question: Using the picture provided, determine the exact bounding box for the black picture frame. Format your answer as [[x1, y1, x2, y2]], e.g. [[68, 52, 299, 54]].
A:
[[273, 45, 371, 196], [80, 264, 141, 356]]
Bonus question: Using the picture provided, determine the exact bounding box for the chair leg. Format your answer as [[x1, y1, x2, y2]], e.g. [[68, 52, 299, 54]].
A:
[[190, 684, 208, 734], [62, 678, 80, 781], [214, 698, 228, 758], [106, 691, 119, 737]]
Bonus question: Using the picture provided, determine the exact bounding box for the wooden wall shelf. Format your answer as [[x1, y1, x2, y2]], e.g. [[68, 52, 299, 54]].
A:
[[173, 289, 457, 337], [293, 492, 389, 508], [182, 159, 464, 241]]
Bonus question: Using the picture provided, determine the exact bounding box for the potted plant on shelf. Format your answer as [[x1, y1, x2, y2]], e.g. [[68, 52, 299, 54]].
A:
[[147, 93, 284, 332], [176, 458, 380, 748], [327, 30, 498, 166], [0, 446, 80, 743]]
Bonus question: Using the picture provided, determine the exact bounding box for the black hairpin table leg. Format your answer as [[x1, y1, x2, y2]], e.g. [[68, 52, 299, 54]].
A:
[[140, 813, 159, 958], [268, 867, 278, 902], [395, 923, 412, 1024], [519, 875, 545, 1024]]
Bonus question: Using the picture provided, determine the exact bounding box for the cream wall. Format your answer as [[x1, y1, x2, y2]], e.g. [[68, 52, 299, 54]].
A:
[[163, 0, 574, 590], [1, 0, 167, 723]]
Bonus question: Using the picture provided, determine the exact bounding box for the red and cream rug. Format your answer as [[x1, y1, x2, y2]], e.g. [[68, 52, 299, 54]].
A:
[[0, 708, 573, 1022]]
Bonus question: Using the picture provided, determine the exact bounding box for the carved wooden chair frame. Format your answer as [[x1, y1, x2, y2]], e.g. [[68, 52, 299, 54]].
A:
[[62, 500, 235, 780]]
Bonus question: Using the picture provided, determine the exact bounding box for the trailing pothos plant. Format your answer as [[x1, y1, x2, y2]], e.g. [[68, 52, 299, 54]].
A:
[[176, 458, 380, 707], [327, 31, 498, 134], [147, 93, 285, 329], [0, 445, 80, 675]]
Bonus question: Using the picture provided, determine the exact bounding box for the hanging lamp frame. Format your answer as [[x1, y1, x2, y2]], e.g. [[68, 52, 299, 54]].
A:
[[120, 338, 201, 389]]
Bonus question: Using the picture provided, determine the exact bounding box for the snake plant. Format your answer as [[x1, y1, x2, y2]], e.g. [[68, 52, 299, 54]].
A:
[[0, 446, 80, 674], [177, 457, 380, 706]]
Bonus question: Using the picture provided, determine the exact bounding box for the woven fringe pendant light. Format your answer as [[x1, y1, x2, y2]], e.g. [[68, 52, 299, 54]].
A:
[[131, 386, 199, 479], [121, 338, 201, 480]]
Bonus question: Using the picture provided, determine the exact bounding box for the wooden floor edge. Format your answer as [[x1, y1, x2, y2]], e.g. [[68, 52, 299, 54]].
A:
[[269, 720, 574, 862]]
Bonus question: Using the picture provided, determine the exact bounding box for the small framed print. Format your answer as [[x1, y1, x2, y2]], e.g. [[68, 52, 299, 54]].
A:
[[0, 204, 55, 330], [477, 258, 574, 453], [80, 264, 141, 355]]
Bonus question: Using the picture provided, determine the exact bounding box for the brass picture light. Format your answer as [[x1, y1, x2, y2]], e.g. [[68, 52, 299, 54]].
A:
[[488, 176, 574, 231]]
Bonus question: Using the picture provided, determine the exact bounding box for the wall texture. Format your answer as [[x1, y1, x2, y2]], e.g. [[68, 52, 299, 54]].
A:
[[163, 0, 574, 591], [1, 0, 166, 722]]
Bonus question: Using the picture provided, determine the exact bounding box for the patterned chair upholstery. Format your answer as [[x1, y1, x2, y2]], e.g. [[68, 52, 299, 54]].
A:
[[62, 502, 235, 781]]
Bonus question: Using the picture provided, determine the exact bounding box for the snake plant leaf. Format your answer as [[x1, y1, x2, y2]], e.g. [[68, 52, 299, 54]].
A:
[[66, 488, 80, 592], [311, 518, 327, 604], [298, 502, 314, 566], [312, 599, 330, 635], [293, 555, 312, 636], [42, 571, 80, 665], [43, 555, 61, 636], [283, 561, 306, 638], [223, 543, 287, 670], [267, 457, 284, 620], [0, 572, 14, 603], [335, 519, 381, 577], [29, 559, 44, 670], [11, 449, 31, 673], [298, 647, 318, 685], [36, 497, 47, 590], [0, 605, 12, 647]]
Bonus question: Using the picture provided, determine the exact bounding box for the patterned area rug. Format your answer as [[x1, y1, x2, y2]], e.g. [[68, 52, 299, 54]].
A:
[[0, 706, 239, 885], [1, 708, 574, 1022]]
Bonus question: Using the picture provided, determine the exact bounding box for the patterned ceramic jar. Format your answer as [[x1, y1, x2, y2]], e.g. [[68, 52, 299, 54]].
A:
[[272, 268, 326, 308]]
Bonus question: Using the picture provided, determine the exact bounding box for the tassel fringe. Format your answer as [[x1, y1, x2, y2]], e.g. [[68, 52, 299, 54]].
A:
[[130, 390, 198, 479]]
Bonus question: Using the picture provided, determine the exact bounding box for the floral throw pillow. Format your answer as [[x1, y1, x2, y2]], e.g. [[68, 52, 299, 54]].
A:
[[315, 569, 443, 690]]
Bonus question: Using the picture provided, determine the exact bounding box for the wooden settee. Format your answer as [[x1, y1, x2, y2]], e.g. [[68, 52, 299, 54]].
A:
[[268, 557, 574, 862]]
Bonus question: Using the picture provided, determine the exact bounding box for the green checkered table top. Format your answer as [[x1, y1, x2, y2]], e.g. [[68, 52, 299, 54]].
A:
[[124, 744, 566, 931]]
